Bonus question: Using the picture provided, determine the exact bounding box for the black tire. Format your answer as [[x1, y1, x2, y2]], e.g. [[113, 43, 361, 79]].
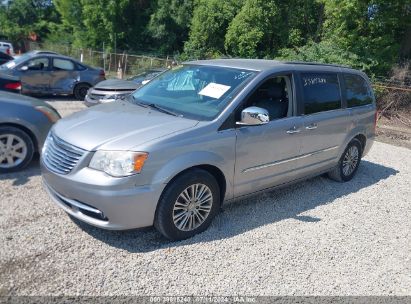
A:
[[0, 126, 35, 173], [73, 83, 90, 100], [154, 169, 221, 241], [328, 138, 362, 182]]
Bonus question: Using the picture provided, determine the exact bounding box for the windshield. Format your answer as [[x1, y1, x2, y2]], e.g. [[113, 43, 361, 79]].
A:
[[0, 53, 31, 70], [130, 65, 256, 120], [128, 70, 165, 82]]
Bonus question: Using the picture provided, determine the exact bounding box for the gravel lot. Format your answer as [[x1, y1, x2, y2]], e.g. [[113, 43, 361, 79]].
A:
[[0, 99, 410, 296]]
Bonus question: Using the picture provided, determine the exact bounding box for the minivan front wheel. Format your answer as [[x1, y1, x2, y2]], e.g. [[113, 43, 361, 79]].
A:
[[328, 139, 362, 182], [154, 169, 220, 241]]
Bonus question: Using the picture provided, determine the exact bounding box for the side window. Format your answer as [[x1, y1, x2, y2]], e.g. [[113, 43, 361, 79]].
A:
[[76, 63, 87, 71], [344, 74, 373, 107], [26, 58, 49, 70], [301, 73, 341, 115], [240, 76, 291, 121], [53, 58, 75, 71]]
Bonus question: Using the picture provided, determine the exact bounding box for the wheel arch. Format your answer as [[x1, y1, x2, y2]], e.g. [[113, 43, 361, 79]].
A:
[[166, 165, 227, 203], [73, 81, 92, 90], [0, 122, 38, 152], [340, 126, 368, 157], [354, 133, 366, 153], [151, 149, 233, 201]]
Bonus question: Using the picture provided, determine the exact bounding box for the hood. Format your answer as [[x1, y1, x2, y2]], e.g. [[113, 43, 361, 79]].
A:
[[93, 79, 139, 91], [53, 101, 199, 151], [0, 91, 53, 108]]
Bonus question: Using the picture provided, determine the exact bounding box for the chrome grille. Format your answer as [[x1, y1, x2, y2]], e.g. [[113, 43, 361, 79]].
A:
[[43, 133, 86, 175]]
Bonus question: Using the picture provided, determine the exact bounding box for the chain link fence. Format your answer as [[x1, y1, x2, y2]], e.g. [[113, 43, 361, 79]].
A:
[[28, 41, 174, 78]]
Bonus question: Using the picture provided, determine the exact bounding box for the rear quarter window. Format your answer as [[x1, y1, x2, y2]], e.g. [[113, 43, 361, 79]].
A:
[[344, 74, 373, 107], [76, 63, 87, 71], [53, 58, 75, 71], [301, 73, 342, 115]]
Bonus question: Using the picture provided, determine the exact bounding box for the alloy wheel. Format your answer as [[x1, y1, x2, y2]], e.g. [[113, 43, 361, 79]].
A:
[[0, 134, 28, 169], [342, 145, 359, 176], [172, 183, 213, 231]]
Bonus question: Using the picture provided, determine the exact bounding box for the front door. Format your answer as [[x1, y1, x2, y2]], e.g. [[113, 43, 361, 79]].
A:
[[18, 57, 50, 94], [234, 75, 304, 197]]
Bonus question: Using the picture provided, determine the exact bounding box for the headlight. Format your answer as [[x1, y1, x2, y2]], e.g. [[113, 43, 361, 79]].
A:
[[89, 151, 148, 177], [35, 106, 61, 123], [101, 94, 128, 103], [100, 95, 117, 103]]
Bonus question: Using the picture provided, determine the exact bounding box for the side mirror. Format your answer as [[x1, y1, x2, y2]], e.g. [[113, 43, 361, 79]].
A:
[[236, 106, 269, 126], [20, 66, 28, 71]]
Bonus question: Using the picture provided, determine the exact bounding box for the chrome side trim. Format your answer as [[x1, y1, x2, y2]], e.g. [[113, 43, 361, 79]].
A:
[[243, 146, 339, 173]]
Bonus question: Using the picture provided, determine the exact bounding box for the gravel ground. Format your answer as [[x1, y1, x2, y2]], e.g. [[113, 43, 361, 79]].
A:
[[0, 100, 410, 296], [41, 96, 87, 117]]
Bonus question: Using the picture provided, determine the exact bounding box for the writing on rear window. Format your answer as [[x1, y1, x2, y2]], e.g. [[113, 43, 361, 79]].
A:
[[303, 77, 327, 87]]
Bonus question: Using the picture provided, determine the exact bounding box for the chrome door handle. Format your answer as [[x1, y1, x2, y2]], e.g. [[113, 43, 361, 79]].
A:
[[286, 127, 301, 134], [305, 123, 318, 130]]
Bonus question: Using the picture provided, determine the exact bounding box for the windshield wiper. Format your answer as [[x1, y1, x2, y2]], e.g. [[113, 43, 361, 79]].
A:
[[145, 103, 181, 117], [129, 96, 181, 117], [129, 95, 148, 107]]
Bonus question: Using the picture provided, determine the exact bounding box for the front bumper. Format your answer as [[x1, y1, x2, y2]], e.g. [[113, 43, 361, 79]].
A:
[[84, 89, 133, 107], [41, 160, 166, 230]]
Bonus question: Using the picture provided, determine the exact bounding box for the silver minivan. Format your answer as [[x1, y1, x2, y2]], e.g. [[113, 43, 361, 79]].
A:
[[41, 59, 376, 240]]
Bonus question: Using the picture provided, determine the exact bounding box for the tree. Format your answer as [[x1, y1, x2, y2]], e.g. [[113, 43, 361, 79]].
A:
[[147, 0, 194, 55], [183, 0, 244, 59], [321, 0, 411, 74], [0, 0, 59, 42], [225, 0, 283, 58], [225, 0, 323, 58], [54, 0, 152, 51], [278, 40, 367, 70], [52, 0, 84, 45]]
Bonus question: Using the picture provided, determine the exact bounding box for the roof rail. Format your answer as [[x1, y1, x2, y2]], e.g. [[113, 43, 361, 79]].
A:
[[284, 61, 351, 69]]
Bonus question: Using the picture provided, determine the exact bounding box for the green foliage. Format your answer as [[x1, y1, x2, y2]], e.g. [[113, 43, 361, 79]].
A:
[[224, 0, 324, 58], [0, 0, 59, 41], [183, 0, 244, 59], [321, 0, 411, 74], [54, 0, 152, 51], [278, 40, 374, 73], [225, 0, 283, 58], [148, 0, 194, 55], [0, 0, 409, 76]]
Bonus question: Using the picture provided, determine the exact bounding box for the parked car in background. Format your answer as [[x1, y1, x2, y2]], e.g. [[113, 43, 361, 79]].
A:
[[0, 73, 21, 93], [0, 92, 60, 173], [0, 51, 105, 100], [0, 51, 13, 66], [0, 41, 14, 56], [41, 59, 376, 241], [84, 68, 167, 106]]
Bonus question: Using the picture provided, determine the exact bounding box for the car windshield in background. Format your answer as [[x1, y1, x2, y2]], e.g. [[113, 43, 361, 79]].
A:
[[130, 65, 256, 120], [128, 70, 165, 83]]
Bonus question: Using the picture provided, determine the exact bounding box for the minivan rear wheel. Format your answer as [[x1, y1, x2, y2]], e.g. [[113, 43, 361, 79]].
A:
[[328, 139, 362, 182], [154, 169, 220, 241]]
